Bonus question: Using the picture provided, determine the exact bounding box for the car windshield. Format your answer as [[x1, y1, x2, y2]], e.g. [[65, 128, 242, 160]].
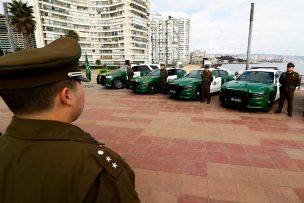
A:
[[119, 65, 127, 70], [237, 71, 274, 83], [187, 70, 202, 79], [147, 69, 160, 76]]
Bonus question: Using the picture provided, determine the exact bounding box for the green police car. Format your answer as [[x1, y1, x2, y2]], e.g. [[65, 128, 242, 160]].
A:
[[219, 67, 282, 112], [168, 67, 235, 100], [97, 64, 160, 89], [130, 68, 187, 94]]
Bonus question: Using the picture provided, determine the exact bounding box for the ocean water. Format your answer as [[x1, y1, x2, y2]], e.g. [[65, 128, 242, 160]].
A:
[[220, 63, 304, 89], [220, 63, 304, 75]]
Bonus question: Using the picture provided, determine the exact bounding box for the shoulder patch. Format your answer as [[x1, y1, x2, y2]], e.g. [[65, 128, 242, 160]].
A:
[[93, 146, 124, 178]]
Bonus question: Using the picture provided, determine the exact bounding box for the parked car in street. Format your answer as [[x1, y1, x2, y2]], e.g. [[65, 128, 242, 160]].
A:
[[130, 68, 187, 94], [219, 67, 282, 112], [97, 64, 160, 89], [167, 67, 235, 100]]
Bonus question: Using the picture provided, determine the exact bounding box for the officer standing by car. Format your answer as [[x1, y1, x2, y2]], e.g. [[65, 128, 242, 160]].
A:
[[126, 63, 134, 89], [200, 65, 213, 104], [160, 63, 168, 94], [0, 37, 140, 203], [275, 62, 300, 117]]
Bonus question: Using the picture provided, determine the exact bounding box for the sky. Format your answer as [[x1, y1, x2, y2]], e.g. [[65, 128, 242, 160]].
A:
[[0, 0, 303, 56], [151, 0, 304, 56]]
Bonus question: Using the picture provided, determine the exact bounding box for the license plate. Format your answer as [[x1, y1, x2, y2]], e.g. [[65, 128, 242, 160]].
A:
[[170, 90, 176, 93], [231, 97, 242, 102]]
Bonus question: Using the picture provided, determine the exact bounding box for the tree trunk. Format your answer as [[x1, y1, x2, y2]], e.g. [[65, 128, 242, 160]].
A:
[[23, 33, 30, 50]]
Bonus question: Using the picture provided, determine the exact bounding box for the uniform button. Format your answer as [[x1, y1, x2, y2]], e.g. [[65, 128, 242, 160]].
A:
[[97, 150, 104, 155]]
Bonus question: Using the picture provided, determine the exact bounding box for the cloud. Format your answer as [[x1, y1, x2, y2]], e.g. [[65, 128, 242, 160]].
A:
[[151, 0, 304, 55]]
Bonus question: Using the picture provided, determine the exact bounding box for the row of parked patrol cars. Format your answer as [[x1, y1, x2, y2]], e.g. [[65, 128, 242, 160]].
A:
[[96, 64, 283, 112]]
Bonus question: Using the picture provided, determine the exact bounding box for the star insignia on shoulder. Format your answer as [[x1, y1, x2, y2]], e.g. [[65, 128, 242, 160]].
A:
[[112, 162, 118, 169], [106, 156, 111, 162]]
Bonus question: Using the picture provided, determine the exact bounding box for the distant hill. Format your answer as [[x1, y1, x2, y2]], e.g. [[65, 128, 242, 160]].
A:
[[215, 54, 304, 64]]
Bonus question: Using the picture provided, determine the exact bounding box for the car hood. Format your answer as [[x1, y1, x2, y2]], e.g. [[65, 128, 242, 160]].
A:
[[102, 69, 125, 76], [223, 80, 272, 93], [133, 76, 159, 82], [169, 77, 201, 86]]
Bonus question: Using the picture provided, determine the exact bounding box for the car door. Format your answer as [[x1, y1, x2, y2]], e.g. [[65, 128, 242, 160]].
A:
[[167, 69, 177, 82], [211, 70, 222, 93], [274, 71, 282, 101], [139, 65, 150, 76], [176, 69, 186, 78], [219, 70, 229, 83], [132, 65, 140, 78]]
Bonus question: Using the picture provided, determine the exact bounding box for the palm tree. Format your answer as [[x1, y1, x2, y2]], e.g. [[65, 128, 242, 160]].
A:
[[8, 0, 36, 50], [64, 30, 79, 41]]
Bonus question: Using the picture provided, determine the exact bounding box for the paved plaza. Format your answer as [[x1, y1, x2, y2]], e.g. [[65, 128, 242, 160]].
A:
[[1, 80, 304, 203]]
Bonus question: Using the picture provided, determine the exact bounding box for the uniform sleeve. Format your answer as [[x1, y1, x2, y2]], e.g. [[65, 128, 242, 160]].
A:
[[279, 74, 285, 85], [84, 170, 140, 203], [84, 147, 140, 203], [210, 73, 213, 82], [295, 73, 301, 87]]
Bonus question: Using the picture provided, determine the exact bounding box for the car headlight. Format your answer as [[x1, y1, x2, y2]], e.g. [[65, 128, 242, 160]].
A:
[[106, 76, 112, 79], [252, 92, 267, 98]]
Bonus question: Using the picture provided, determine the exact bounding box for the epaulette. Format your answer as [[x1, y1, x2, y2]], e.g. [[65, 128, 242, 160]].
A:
[[93, 146, 123, 178]]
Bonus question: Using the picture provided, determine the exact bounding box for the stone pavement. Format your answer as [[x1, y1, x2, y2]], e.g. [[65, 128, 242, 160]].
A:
[[0, 83, 304, 203]]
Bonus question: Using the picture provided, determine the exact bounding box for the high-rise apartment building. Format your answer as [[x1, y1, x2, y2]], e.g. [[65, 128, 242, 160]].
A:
[[151, 14, 190, 65], [0, 13, 36, 54], [30, 0, 151, 65]]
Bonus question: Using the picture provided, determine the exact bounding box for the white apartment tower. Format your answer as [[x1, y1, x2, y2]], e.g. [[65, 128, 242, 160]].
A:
[[30, 0, 151, 64], [151, 14, 190, 65]]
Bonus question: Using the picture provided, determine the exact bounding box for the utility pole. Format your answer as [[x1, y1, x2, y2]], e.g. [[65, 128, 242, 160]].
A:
[[246, 3, 254, 70]]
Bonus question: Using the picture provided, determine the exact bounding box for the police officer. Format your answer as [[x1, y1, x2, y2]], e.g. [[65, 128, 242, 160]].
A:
[[200, 65, 213, 104], [0, 37, 140, 203], [126, 63, 134, 89], [160, 63, 168, 94], [275, 62, 300, 117]]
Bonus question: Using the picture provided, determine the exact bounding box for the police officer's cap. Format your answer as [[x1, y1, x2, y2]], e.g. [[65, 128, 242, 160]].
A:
[[287, 62, 295, 68], [204, 65, 210, 68], [0, 37, 89, 90]]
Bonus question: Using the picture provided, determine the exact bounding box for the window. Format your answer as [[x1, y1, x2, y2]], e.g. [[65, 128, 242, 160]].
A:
[[212, 70, 220, 77], [132, 66, 139, 72], [219, 70, 228, 76], [176, 69, 185, 75], [150, 65, 159, 70], [167, 69, 176, 76], [138, 65, 150, 72]]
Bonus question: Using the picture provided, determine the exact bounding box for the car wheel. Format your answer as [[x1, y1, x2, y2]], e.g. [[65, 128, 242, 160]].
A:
[[264, 94, 274, 112], [148, 83, 159, 94], [112, 78, 123, 89], [194, 87, 201, 101]]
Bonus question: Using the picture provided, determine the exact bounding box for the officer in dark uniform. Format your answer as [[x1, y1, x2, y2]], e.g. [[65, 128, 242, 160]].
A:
[[126, 63, 134, 89], [160, 63, 168, 94], [275, 62, 300, 117], [200, 65, 213, 104], [0, 37, 140, 203]]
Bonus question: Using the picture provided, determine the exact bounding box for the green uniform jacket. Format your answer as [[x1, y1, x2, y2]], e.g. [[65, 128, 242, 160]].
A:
[[279, 71, 300, 88], [201, 70, 213, 85], [127, 68, 134, 80], [160, 69, 168, 79], [0, 117, 140, 203]]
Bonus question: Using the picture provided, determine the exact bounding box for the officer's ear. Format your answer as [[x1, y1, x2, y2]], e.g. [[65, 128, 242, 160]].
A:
[[59, 87, 73, 106]]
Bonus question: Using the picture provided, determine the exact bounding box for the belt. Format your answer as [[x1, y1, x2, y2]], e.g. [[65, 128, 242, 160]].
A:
[[284, 87, 295, 89]]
